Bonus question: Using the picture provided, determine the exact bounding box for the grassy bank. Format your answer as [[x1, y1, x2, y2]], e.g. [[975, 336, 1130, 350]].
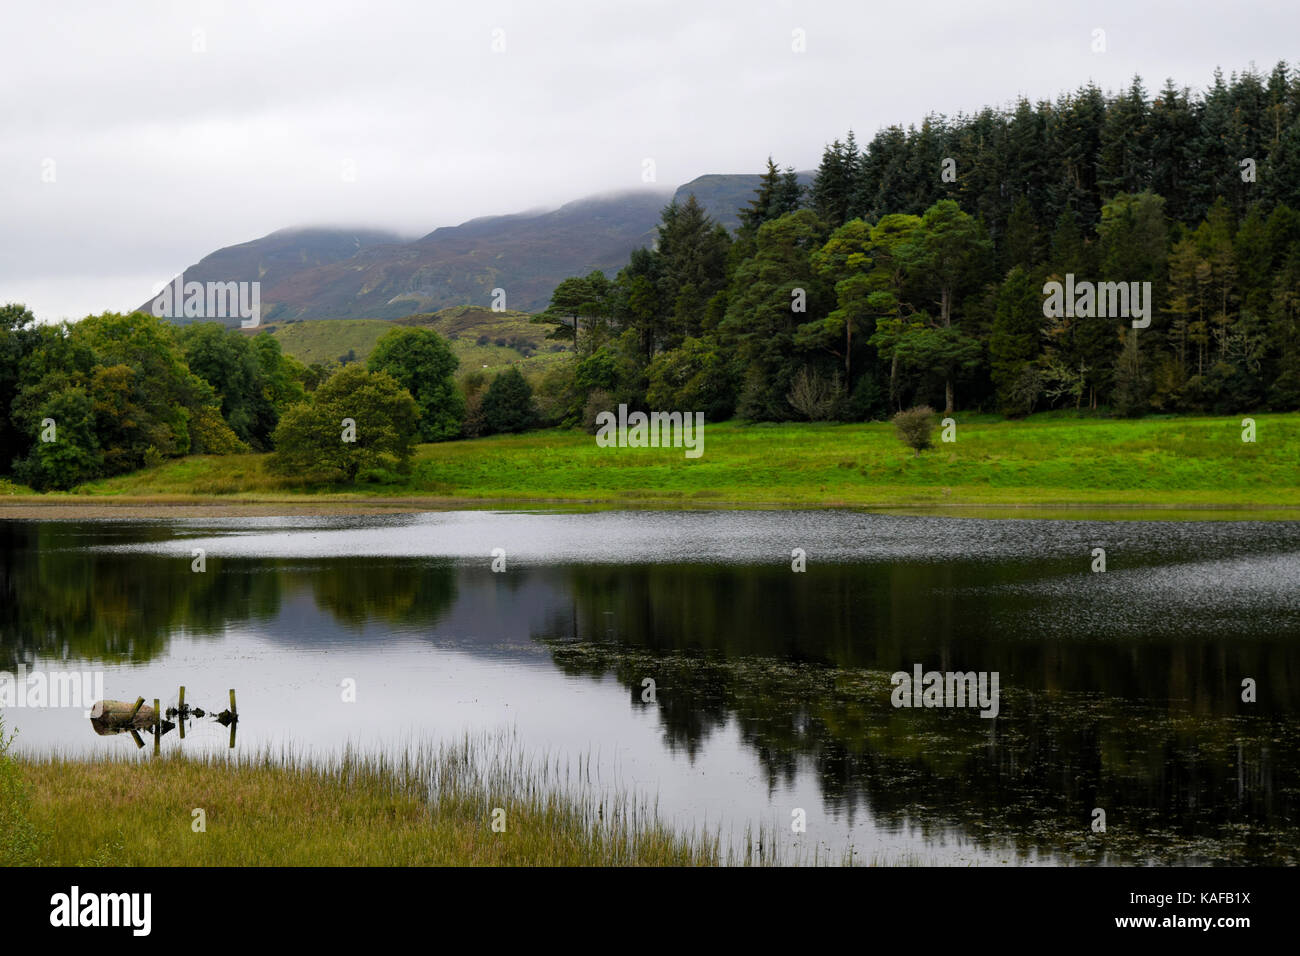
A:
[[4, 729, 730, 866], [268, 307, 571, 373], [4, 413, 1299, 512]]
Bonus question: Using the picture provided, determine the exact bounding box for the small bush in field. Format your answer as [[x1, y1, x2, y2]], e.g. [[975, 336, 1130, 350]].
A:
[[893, 405, 936, 456]]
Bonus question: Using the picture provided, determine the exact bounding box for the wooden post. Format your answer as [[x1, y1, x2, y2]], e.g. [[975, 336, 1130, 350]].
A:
[[229, 720, 236, 750], [129, 729, 145, 749], [153, 698, 160, 754], [178, 686, 186, 740], [127, 697, 145, 721], [229, 689, 237, 717]]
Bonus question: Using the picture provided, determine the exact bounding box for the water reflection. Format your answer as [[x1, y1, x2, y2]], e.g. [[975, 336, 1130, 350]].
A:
[[3, 513, 1299, 864]]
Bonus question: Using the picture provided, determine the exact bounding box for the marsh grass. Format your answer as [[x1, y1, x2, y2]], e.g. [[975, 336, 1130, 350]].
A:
[[0, 715, 43, 865], [10, 731, 799, 866]]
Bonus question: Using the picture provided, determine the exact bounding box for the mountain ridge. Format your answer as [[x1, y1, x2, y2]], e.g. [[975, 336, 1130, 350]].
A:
[[137, 172, 814, 323]]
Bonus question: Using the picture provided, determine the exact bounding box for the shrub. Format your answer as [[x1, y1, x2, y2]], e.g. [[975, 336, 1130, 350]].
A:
[[582, 389, 614, 434], [786, 367, 842, 421], [268, 366, 419, 482], [189, 405, 250, 455], [893, 405, 936, 455], [533, 363, 578, 428], [480, 367, 536, 434], [576, 348, 620, 395], [645, 336, 737, 422], [461, 391, 487, 438]]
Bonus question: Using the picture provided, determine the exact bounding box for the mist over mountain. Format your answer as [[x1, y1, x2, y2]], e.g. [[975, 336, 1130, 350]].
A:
[[138, 172, 814, 324]]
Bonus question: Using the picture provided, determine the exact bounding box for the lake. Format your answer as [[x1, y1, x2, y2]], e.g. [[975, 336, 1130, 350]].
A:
[[3, 509, 1298, 865]]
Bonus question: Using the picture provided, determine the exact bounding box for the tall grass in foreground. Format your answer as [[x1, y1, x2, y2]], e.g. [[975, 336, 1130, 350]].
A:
[[0, 715, 43, 865], [10, 731, 806, 866]]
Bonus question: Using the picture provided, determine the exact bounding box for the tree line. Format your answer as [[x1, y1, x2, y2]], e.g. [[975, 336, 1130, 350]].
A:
[[0, 306, 547, 490], [533, 62, 1300, 423], [4, 62, 1299, 490]]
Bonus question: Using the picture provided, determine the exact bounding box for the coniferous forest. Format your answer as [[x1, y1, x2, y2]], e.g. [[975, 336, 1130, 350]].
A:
[[537, 63, 1300, 423]]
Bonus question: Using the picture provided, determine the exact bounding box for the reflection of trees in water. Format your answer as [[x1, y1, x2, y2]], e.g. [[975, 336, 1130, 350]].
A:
[[545, 562, 1300, 712], [545, 641, 1300, 863], [0, 522, 281, 668], [3, 527, 1297, 862], [535, 563, 1300, 864], [0, 522, 458, 667], [300, 559, 457, 629]]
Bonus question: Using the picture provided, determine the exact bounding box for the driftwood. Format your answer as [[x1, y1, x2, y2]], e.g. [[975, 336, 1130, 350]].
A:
[[89, 689, 233, 746], [89, 698, 159, 735]]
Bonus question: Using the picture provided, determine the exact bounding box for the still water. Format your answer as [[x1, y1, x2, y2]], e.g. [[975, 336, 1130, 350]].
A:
[[3, 510, 1298, 864]]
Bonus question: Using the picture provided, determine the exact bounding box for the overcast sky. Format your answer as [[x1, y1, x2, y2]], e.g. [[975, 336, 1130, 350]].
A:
[[2, 0, 1296, 321]]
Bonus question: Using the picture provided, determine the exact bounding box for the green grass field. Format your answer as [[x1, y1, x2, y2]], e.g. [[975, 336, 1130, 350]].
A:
[[7, 413, 1296, 512], [266, 306, 572, 374]]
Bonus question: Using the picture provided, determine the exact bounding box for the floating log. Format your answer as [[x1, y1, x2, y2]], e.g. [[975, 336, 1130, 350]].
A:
[[90, 699, 158, 735], [90, 699, 176, 738], [91, 692, 225, 743]]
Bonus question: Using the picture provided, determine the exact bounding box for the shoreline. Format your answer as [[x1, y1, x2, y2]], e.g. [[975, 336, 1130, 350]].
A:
[[4, 737, 731, 867], [4, 416, 1296, 521], [3, 494, 1298, 521]]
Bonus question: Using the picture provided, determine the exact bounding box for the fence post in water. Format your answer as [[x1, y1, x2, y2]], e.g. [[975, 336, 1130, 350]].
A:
[[178, 686, 186, 740], [129, 729, 145, 749], [128, 697, 145, 721], [229, 689, 237, 717], [228, 689, 238, 749]]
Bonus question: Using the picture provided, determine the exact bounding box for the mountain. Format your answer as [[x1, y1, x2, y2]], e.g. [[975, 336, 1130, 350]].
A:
[[141, 171, 814, 324], [673, 172, 814, 231], [137, 227, 407, 315]]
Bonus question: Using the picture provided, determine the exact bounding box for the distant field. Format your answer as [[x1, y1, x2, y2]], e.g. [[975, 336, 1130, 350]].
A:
[[262, 306, 572, 373], [10, 414, 1298, 513]]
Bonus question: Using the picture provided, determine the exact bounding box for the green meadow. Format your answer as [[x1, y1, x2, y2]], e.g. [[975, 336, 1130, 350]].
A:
[[6, 413, 1297, 512], [266, 306, 572, 373]]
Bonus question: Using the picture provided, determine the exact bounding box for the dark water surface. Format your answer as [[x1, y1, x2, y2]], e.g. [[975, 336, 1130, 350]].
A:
[[3, 511, 1298, 864]]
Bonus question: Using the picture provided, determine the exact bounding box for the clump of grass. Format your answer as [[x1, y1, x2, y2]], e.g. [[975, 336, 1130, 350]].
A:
[[14, 732, 748, 866], [0, 714, 44, 865]]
